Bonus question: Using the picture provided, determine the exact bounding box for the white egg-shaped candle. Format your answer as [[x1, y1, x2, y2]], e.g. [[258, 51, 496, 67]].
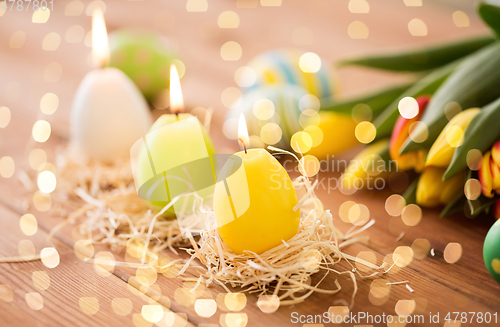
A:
[[70, 9, 151, 161]]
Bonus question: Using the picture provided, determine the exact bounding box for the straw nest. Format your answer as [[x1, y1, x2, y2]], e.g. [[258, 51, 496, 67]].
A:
[[50, 147, 189, 254], [43, 147, 386, 307], [178, 148, 386, 307]]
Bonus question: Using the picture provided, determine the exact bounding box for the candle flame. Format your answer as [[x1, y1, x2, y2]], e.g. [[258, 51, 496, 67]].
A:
[[92, 8, 110, 68], [238, 114, 249, 150], [169, 64, 184, 114]]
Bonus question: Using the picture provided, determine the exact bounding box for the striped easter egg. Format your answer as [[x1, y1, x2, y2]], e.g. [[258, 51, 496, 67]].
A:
[[243, 49, 335, 100], [226, 84, 320, 150]]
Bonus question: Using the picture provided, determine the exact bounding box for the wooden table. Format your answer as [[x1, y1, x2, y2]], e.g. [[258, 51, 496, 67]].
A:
[[1, 0, 499, 326]]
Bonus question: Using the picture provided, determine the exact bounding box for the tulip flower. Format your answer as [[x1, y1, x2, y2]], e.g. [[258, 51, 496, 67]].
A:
[[426, 108, 480, 167], [416, 166, 465, 207], [493, 199, 500, 219], [342, 139, 390, 190], [479, 140, 500, 197], [389, 95, 430, 172]]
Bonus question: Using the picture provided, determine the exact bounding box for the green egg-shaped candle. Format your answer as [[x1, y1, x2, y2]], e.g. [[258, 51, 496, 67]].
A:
[[484, 219, 500, 283], [108, 29, 180, 102], [136, 114, 216, 216]]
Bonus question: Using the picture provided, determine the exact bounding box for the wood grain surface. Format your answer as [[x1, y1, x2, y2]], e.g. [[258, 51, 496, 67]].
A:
[[1, 1, 499, 326]]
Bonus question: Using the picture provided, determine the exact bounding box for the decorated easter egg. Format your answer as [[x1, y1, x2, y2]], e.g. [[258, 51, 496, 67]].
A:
[[484, 219, 500, 283], [305, 111, 359, 160], [226, 84, 318, 150], [243, 49, 336, 99], [107, 29, 180, 101]]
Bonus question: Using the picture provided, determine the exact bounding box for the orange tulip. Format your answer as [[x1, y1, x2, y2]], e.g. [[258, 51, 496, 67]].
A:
[[389, 95, 430, 172], [479, 140, 500, 198]]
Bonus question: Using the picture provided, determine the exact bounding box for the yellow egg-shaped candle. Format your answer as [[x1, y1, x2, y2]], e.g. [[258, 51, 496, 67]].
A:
[[214, 148, 300, 255]]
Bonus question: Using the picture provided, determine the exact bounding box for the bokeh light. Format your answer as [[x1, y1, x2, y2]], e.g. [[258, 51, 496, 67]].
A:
[[453, 11, 470, 27], [393, 246, 414, 267], [234, 66, 257, 87], [32, 9, 50, 23], [42, 32, 61, 51], [37, 171, 57, 193], [221, 87, 242, 108], [221, 41, 242, 61], [26, 292, 44, 311], [299, 52, 321, 73], [398, 97, 419, 119], [303, 125, 323, 147], [444, 242, 462, 264], [0, 285, 13, 303], [348, 0, 369, 13], [141, 305, 163, 323], [261, 0, 281, 6], [65, 0, 84, 16], [257, 295, 280, 313], [20, 214, 38, 236], [401, 204, 422, 226], [464, 178, 481, 200], [355, 251, 377, 272], [186, 0, 208, 12], [0, 156, 15, 178], [385, 194, 406, 217], [112, 298, 133, 316], [260, 123, 282, 145], [466, 149, 482, 170], [408, 18, 428, 36], [218, 11, 240, 28], [444, 101, 462, 120], [32, 271, 50, 290], [66, 25, 85, 43], [74, 239, 95, 261], [412, 238, 431, 260], [395, 299, 416, 316], [9, 31, 26, 49], [195, 299, 217, 318], [299, 155, 320, 177], [352, 104, 372, 123], [409, 121, 428, 143], [446, 125, 464, 148], [355, 121, 376, 144], [222, 313, 248, 327], [79, 297, 100, 315], [18, 239, 36, 260], [253, 98, 275, 120], [41, 247, 60, 269], [224, 293, 247, 311], [348, 21, 369, 39], [404, 0, 422, 6], [0, 107, 11, 128], [290, 131, 313, 153], [33, 191, 51, 212], [40, 93, 59, 115]]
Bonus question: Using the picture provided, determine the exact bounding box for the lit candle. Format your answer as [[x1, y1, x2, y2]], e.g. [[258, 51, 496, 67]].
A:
[[70, 9, 152, 161], [133, 65, 216, 215], [213, 115, 300, 255]]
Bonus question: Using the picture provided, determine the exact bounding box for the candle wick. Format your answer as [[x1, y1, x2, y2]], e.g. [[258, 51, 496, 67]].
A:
[[238, 138, 247, 154], [175, 112, 179, 120]]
